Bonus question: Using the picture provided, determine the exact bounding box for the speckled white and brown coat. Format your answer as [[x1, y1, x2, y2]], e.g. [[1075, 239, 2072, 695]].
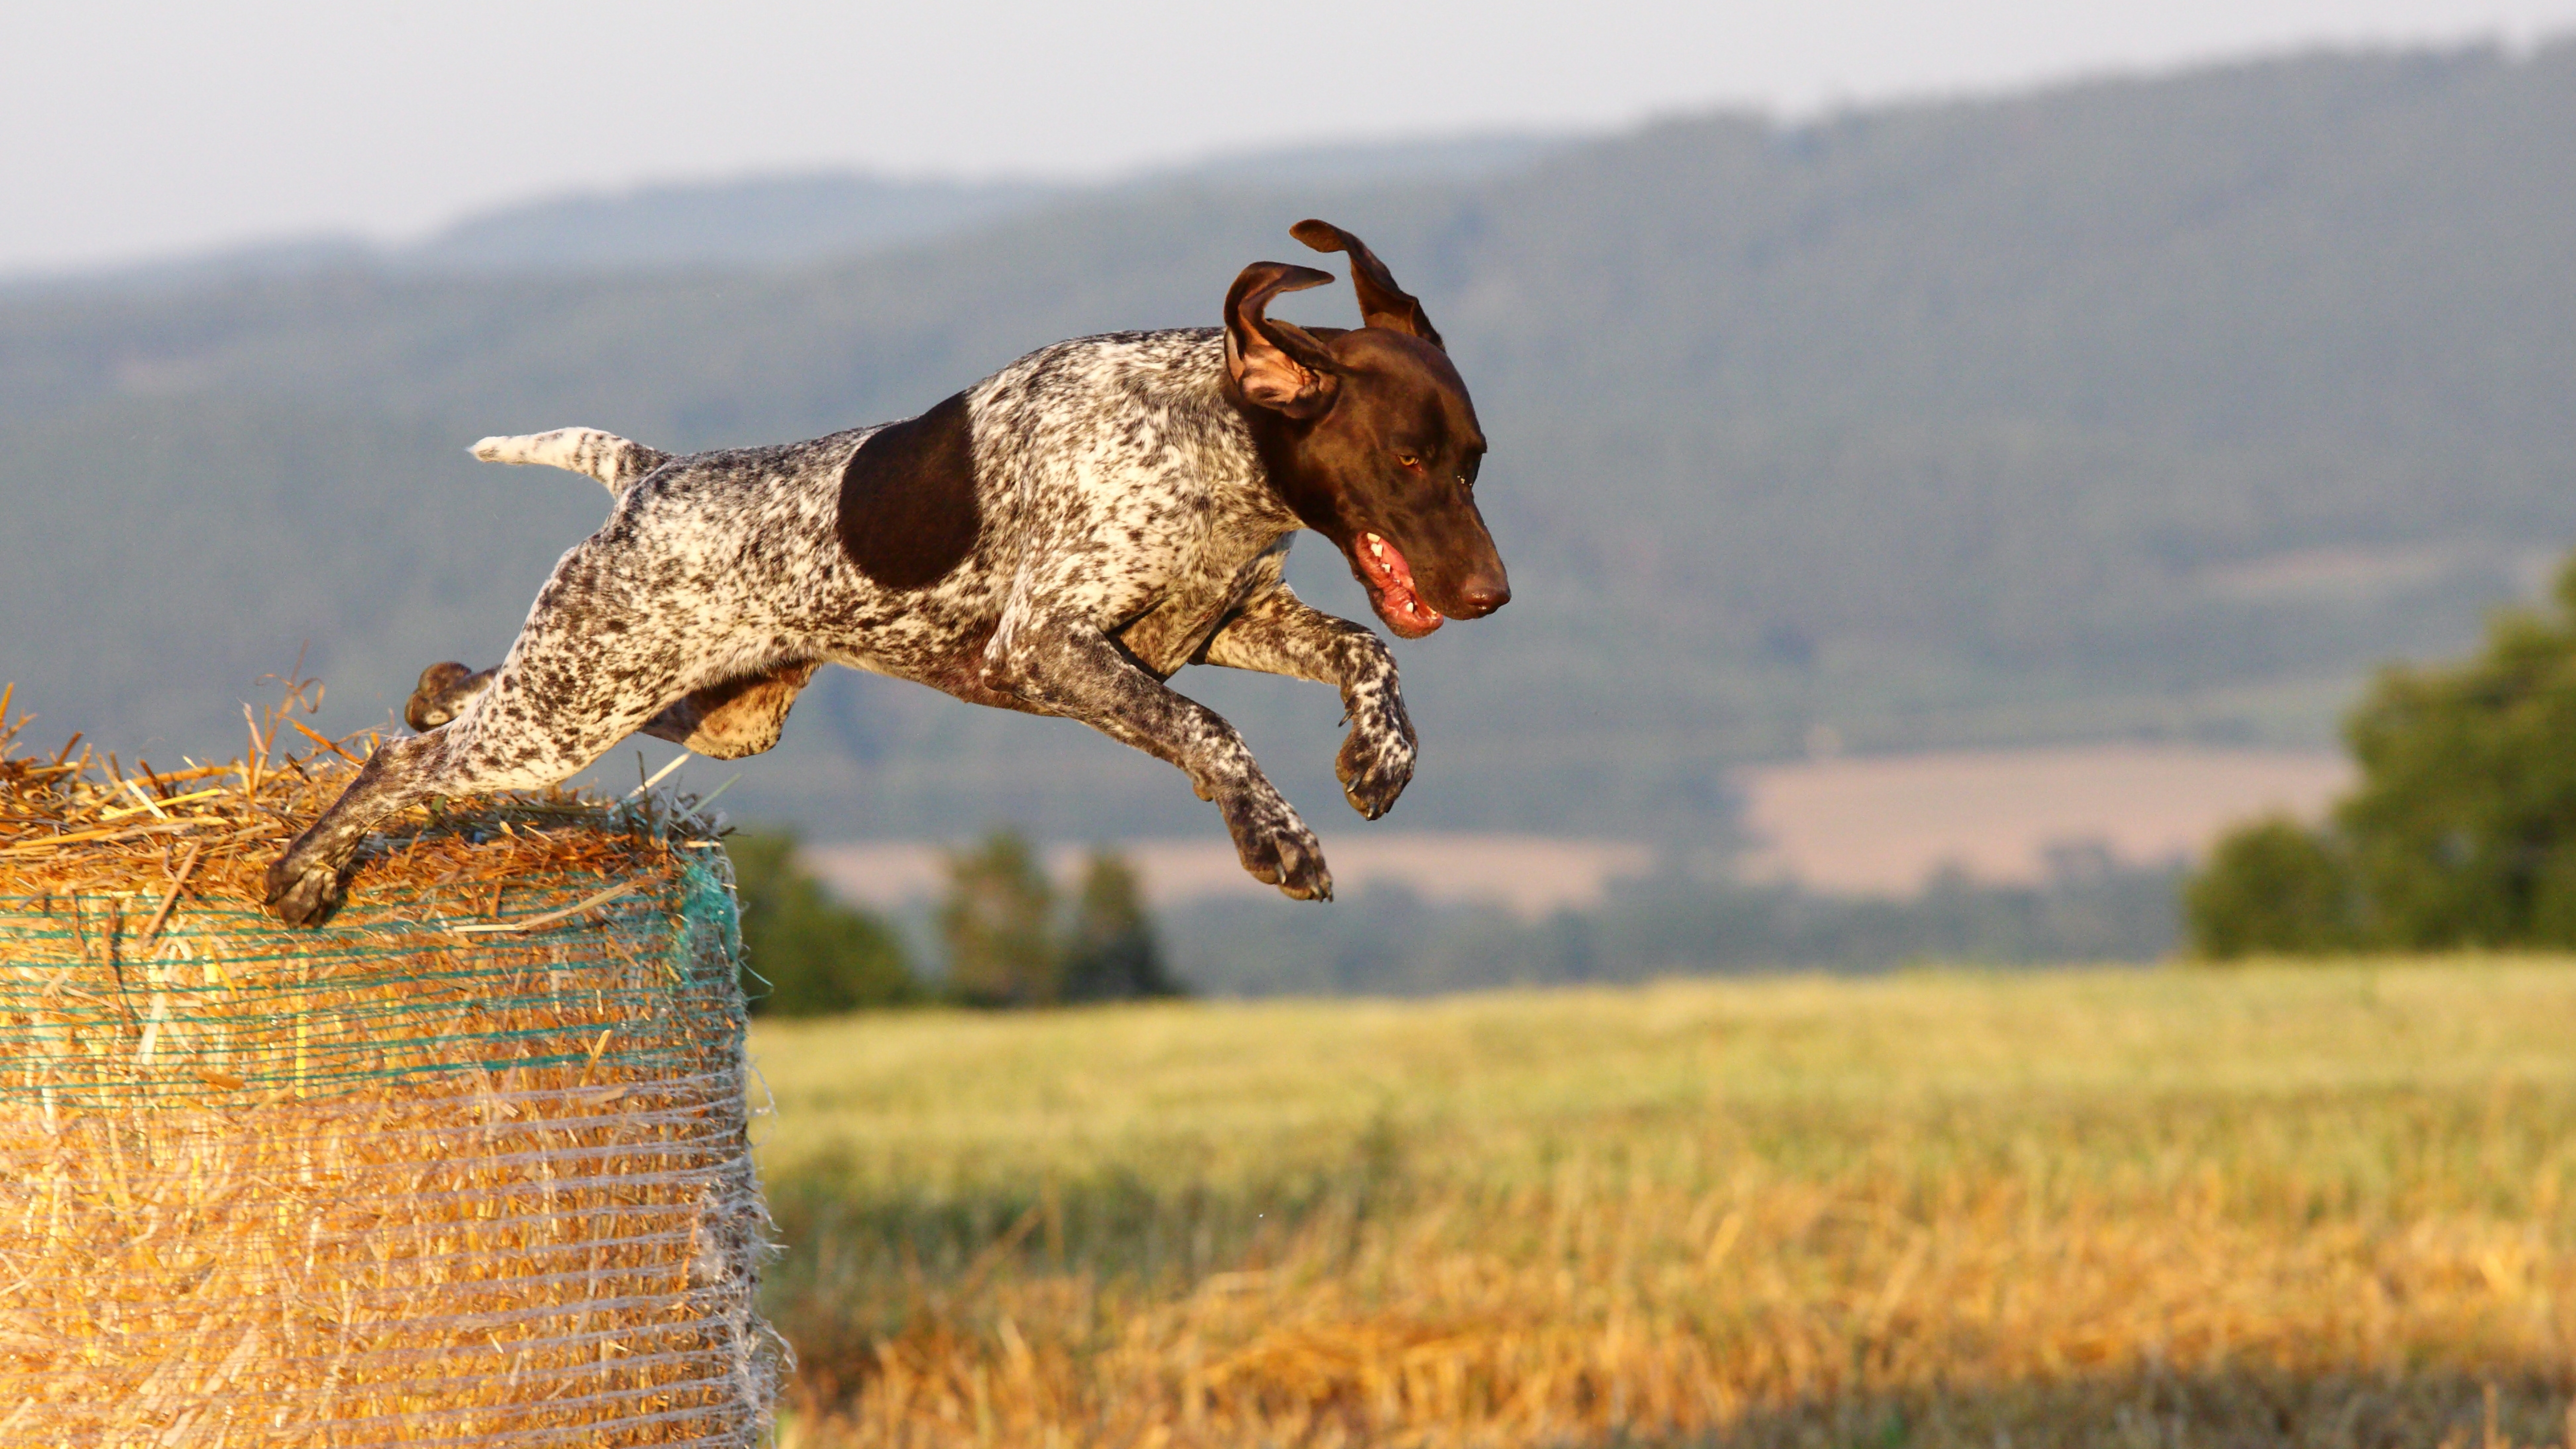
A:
[[265, 222, 1510, 925]]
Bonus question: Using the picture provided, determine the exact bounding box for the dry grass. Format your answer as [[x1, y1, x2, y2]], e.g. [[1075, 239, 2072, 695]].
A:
[[0, 685, 777, 1445], [750, 966, 2576, 1447]]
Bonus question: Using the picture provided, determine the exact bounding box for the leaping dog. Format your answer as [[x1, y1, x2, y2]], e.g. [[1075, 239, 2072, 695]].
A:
[[265, 220, 1510, 925]]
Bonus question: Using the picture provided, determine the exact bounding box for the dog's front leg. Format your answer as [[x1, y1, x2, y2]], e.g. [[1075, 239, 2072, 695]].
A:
[[982, 616, 1333, 901], [1200, 585, 1416, 821]]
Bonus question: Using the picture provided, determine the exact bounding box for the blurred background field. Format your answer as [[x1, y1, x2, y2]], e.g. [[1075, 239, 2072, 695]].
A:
[[748, 964, 2576, 1446]]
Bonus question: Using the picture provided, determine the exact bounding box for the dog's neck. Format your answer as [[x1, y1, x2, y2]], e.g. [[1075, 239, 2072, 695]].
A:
[[1158, 329, 1312, 539], [971, 326, 1313, 561]]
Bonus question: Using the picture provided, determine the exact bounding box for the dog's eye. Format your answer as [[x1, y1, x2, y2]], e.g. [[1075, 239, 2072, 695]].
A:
[[1395, 453, 1423, 471]]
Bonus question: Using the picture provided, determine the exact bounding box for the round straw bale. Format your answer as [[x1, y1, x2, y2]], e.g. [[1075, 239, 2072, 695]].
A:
[[0, 712, 781, 1446]]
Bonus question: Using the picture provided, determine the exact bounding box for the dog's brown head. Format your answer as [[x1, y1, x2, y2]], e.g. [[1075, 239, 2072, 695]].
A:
[[1223, 220, 1509, 638]]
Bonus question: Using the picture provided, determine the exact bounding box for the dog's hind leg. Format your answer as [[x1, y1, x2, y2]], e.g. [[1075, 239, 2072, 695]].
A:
[[404, 662, 495, 732], [265, 545, 720, 926], [409, 658, 814, 758], [638, 662, 817, 759]]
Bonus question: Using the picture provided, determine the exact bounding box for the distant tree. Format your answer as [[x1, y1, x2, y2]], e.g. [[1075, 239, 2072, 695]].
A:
[[1061, 849, 1182, 1001], [726, 830, 919, 1015], [2336, 560, 2576, 949], [2184, 817, 2360, 960], [2187, 555, 2576, 957], [939, 829, 1060, 1005]]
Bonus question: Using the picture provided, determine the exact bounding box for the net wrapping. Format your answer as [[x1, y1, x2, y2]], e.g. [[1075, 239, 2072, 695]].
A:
[[0, 720, 781, 1447]]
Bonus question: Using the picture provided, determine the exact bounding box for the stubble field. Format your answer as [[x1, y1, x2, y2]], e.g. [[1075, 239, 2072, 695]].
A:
[[748, 964, 2576, 1447]]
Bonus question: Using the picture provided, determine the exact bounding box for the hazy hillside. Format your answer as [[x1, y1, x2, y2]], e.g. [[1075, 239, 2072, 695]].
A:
[[5, 45, 2573, 842], [405, 173, 1064, 273], [404, 136, 1564, 273]]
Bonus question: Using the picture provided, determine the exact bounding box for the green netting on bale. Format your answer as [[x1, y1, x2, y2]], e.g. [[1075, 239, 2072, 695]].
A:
[[0, 732, 783, 1448], [0, 854, 741, 1106]]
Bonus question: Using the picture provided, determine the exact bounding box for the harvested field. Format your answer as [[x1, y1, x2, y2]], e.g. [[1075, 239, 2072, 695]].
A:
[[1737, 745, 2351, 893], [751, 964, 2576, 1447]]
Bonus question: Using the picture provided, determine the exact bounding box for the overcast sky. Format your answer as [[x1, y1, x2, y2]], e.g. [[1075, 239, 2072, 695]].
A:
[[9, 0, 2575, 275]]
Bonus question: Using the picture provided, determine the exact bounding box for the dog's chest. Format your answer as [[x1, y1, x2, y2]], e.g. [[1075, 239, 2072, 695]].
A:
[[1111, 526, 1294, 677]]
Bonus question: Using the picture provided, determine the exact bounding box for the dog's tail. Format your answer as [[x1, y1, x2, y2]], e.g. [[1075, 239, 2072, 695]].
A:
[[469, 428, 672, 492]]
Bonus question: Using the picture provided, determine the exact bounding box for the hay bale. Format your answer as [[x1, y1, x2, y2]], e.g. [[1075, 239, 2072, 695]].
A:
[[0, 695, 781, 1445]]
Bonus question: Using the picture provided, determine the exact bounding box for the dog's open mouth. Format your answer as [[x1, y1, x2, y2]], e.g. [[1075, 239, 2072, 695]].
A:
[[1352, 530, 1444, 638]]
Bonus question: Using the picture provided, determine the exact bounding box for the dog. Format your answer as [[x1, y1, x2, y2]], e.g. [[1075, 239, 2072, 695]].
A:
[[264, 220, 1510, 925]]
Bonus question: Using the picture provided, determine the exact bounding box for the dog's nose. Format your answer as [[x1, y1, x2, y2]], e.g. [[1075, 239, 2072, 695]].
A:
[[1455, 575, 1511, 617]]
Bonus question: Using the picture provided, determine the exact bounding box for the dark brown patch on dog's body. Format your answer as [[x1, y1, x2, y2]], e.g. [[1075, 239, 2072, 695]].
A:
[[837, 391, 981, 589]]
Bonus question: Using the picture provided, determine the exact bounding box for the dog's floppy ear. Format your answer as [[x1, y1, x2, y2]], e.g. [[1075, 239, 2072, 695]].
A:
[[1290, 219, 1443, 351], [1225, 261, 1341, 418]]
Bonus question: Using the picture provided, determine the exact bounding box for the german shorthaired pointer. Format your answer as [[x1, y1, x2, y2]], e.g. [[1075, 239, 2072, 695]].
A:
[[265, 220, 1510, 925]]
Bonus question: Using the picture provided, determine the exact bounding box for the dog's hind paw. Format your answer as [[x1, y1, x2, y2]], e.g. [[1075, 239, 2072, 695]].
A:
[[404, 661, 493, 733], [264, 852, 347, 928], [1220, 793, 1334, 902]]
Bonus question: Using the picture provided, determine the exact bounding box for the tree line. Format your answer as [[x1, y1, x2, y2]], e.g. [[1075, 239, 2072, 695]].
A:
[[725, 828, 1179, 1014]]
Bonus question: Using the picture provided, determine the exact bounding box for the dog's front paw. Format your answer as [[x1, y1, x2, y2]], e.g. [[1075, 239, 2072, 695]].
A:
[[1218, 790, 1333, 902], [1336, 716, 1416, 820], [264, 851, 347, 928]]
